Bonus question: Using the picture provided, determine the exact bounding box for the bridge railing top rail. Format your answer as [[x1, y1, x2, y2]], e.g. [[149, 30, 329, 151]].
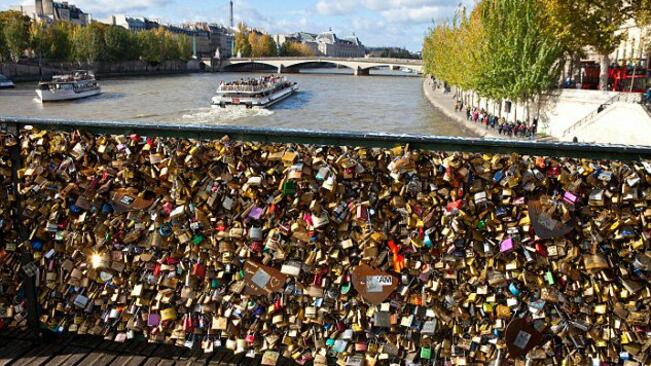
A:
[[227, 57, 423, 65], [1, 116, 650, 161]]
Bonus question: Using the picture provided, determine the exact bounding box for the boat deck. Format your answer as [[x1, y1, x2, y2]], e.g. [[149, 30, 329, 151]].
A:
[[0, 327, 315, 366]]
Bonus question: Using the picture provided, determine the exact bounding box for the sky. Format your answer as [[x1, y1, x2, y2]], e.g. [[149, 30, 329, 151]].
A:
[[1, 0, 475, 51]]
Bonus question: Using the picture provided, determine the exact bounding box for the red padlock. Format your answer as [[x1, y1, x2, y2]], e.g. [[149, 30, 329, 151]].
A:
[[192, 263, 206, 279], [183, 314, 194, 332], [153, 263, 161, 277], [535, 243, 548, 257]]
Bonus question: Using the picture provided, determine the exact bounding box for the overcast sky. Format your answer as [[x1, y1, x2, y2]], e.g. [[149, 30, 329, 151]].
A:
[[1, 0, 475, 51]]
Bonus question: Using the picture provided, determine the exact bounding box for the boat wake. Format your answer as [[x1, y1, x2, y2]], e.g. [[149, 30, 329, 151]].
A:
[[181, 106, 274, 124]]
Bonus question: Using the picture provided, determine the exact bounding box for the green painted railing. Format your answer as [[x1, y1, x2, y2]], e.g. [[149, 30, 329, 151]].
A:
[[2, 116, 651, 161]]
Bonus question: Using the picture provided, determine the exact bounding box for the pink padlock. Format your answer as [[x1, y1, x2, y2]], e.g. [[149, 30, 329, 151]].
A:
[[500, 238, 514, 252]]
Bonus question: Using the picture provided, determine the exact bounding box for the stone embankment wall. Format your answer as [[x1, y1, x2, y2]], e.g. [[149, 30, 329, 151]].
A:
[[0, 60, 203, 82]]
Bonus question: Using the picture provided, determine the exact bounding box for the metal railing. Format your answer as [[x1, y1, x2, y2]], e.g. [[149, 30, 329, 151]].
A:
[[2, 116, 651, 161]]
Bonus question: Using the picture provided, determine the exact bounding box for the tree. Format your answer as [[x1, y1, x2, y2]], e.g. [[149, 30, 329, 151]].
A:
[[1, 12, 29, 62], [173, 33, 192, 61], [137, 30, 161, 63], [423, 5, 484, 92], [104, 25, 133, 62], [234, 22, 251, 57], [476, 0, 565, 105], [73, 23, 107, 63], [28, 21, 47, 67], [46, 22, 74, 61], [261, 34, 277, 57], [248, 31, 261, 57], [632, 0, 651, 26], [248, 32, 276, 57], [544, 0, 635, 90], [279, 41, 316, 57], [0, 19, 8, 62]]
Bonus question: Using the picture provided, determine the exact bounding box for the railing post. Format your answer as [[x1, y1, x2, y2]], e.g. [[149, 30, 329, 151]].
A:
[[2, 122, 40, 339]]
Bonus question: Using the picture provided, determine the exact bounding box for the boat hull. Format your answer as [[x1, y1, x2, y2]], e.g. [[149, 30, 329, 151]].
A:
[[212, 85, 298, 109], [36, 87, 101, 102]]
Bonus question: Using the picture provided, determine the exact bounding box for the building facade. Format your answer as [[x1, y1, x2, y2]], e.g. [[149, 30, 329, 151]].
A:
[[610, 19, 650, 69], [274, 30, 365, 58], [15, 0, 90, 25], [187, 23, 233, 59], [107, 15, 161, 31]]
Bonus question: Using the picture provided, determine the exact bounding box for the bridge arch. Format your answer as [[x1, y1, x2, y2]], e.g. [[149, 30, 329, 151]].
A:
[[279, 60, 355, 72], [221, 61, 278, 72]]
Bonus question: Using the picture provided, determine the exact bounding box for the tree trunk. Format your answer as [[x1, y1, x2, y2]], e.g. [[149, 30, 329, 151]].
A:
[[599, 53, 610, 91]]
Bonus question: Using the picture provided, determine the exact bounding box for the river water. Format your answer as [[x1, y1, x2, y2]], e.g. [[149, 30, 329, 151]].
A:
[[0, 69, 467, 136]]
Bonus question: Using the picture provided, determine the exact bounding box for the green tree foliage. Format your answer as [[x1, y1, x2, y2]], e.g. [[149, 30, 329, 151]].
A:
[[46, 22, 74, 61], [30, 21, 74, 62], [477, 0, 565, 102], [423, 5, 484, 91], [174, 33, 192, 61], [73, 22, 111, 63], [104, 25, 135, 62], [0, 10, 193, 65], [29, 21, 47, 61], [135, 28, 191, 63], [1, 11, 30, 62], [544, 0, 637, 90], [0, 21, 7, 62]]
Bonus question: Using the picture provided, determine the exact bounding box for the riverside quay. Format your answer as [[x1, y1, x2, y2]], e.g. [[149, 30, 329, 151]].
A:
[[0, 118, 650, 366]]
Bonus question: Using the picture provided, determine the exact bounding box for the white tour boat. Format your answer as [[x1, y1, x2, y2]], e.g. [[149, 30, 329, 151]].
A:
[[36, 70, 101, 102], [0, 74, 14, 89], [211, 75, 298, 109]]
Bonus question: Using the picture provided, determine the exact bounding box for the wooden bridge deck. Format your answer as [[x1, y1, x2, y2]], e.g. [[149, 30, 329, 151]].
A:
[[0, 327, 305, 366]]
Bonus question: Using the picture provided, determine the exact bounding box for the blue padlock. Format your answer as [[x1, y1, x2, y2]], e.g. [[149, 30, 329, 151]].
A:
[[424, 234, 432, 248], [101, 203, 113, 214], [159, 223, 173, 237], [31, 239, 43, 251], [69, 204, 82, 214], [508, 282, 520, 296]]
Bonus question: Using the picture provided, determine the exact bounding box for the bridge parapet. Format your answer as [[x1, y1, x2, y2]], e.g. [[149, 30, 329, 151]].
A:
[[227, 56, 423, 65], [222, 56, 423, 75]]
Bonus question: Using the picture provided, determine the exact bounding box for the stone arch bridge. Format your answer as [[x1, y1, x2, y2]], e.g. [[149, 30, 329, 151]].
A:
[[216, 57, 423, 76]]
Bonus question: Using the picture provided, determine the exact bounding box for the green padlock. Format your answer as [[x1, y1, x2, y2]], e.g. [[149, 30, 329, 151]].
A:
[[192, 235, 204, 245], [420, 347, 432, 360], [545, 271, 555, 285], [282, 180, 296, 196]]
